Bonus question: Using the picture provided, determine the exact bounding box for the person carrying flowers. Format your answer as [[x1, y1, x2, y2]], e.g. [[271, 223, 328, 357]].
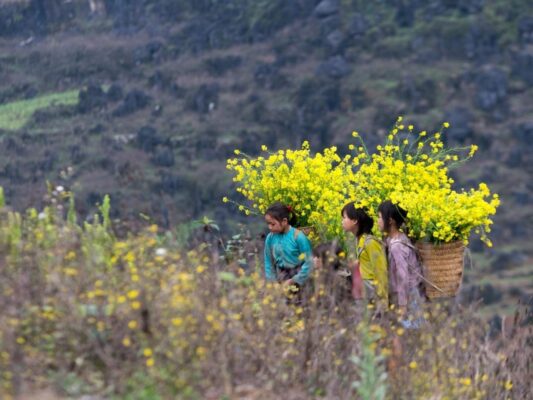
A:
[[264, 202, 313, 294], [341, 202, 388, 307], [378, 200, 426, 328]]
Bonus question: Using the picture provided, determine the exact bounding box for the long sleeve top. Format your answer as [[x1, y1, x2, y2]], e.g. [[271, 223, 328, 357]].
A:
[[355, 234, 389, 301], [264, 226, 313, 286], [386, 233, 423, 307]]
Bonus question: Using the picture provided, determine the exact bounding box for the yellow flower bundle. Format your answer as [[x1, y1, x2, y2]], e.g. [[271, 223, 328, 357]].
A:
[[225, 117, 499, 247], [225, 142, 354, 240], [349, 118, 500, 246]]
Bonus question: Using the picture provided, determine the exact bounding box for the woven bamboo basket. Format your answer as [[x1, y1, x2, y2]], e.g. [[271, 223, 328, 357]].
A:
[[415, 241, 465, 299]]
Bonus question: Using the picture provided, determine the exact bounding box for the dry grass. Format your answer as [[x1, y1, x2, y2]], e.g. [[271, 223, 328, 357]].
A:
[[0, 190, 531, 399]]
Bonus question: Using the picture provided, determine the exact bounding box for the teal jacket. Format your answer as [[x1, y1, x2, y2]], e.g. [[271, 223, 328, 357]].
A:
[[264, 226, 313, 285]]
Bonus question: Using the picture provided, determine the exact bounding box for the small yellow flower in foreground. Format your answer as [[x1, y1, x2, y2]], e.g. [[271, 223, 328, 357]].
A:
[[434, 133, 441, 139], [349, 144, 355, 150], [396, 328, 404, 336], [196, 346, 207, 357], [234, 149, 240, 155], [222, 197, 229, 203], [196, 265, 206, 273], [419, 130, 427, 137], [261, 145, 268, 151], [122, 337, 131, 347], [128, 320, 138, 329], [443, 121, 450, 128], [127, 290, 139, 299], [148, 224, 158, 233], [131, 301, 141, 310], [408, 125, 414, 130], [403, 139, 409, 145], [16, 337, 25, 344], [409, 361, 417, 369], [64, 268, 78, 276], [352, 131, 359, 137], [460, 377, 472, 386], [143, 348, 153, 357], [397, 116, 403, 122], [504, 380, 512, 390], [146, 358, 155, 367]]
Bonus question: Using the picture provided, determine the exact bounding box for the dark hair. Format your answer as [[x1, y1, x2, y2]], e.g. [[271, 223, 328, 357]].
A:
[[265, 202, 297, 225], [378, 200, 407, 232], [313, 241, 342, 270], [341, 202, 373, 235]]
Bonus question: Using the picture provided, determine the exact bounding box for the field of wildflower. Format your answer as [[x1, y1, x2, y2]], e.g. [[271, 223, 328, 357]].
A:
[[0, 186, 530, 399]]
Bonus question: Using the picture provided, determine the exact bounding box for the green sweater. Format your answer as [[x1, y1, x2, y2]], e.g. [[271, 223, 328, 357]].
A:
[[264, 226, 313, 285]]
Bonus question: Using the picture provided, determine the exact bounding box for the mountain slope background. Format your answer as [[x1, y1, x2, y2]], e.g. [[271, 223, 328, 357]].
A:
[[0, 0, 532, 315]]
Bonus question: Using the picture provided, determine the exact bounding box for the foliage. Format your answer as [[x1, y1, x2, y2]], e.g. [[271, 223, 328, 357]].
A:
[[351, 319, 388, 400], [0, 191, 529, 399], [348, 117, 500, 245], [226, 118, 499, 246], [225, 142, 355, 241], [0, 90, 79, 131]]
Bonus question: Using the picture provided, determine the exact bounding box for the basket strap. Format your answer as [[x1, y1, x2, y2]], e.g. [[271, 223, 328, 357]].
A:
[[390, 241, 447, 294], [408, 266, 446, 294]]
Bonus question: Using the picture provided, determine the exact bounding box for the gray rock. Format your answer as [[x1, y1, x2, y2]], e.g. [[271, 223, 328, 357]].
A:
[[186, 83, 219, 113], [474, 67, 507, 111], [314, 0, 339, 18], [151, 148, 175, 167], [505, 147, 523, 168], [348, 13, 369, 36], [396, 77, 437, 112], [443, 107, 474, 144], [254, 63, 288, 90], [326, 29, 345, 52], [78, 84, 107, 113], [106, 83, 123, 102], [133, 41, 163, 64], [112, 89, 151, 117], [316, 55, 350, 79], [491, 250, 527, 269], [319, 15, 341, 35], [136, 126, 161, 153], [512, 50, 533, 85], [518, 16, 533, 44], [465, 22, 498, 61], [395, 1, 416, 28], [512, 122, 533, 144], [512, 191, 529, 205]]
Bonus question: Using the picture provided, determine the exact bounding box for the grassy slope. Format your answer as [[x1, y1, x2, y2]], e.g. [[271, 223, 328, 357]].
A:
[[0, 90, 79, 130]]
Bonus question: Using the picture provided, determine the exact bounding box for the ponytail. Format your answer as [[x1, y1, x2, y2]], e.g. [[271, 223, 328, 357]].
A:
[[265, 202, 298, 226]]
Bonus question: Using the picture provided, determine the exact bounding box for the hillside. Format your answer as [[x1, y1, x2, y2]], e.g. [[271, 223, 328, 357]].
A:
[[0, 0, 532, 313]]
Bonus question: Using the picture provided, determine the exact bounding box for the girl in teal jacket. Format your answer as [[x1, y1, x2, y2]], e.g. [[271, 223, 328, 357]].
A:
[[263, 202, 313, 287]]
